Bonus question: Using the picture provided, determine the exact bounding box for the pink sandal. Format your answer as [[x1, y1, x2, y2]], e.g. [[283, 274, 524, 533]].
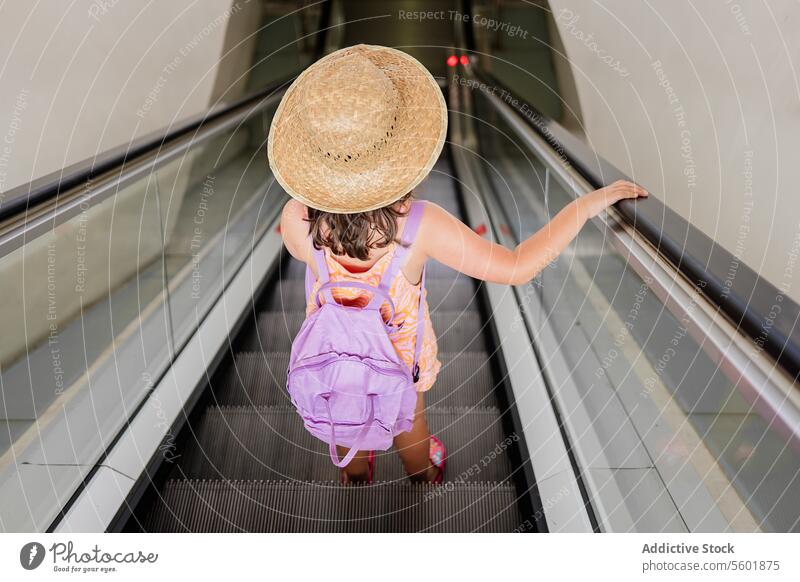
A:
[[367, 449, 375, 483], [340, 450, 376, 485], [429, 436, 446, 484]]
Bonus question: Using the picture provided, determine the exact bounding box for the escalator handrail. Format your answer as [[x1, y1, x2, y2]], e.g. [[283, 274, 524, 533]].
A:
[[0, 73, 296, 224], [0, 74, 297, 260], [0, 0, 338, 253], [468, 66, 800, 383]]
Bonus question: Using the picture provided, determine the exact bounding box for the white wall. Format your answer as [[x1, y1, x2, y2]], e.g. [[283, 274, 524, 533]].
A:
[[0, 0, 263, 369], [0, 0, 259, 195], [549, 0, 800, 303]]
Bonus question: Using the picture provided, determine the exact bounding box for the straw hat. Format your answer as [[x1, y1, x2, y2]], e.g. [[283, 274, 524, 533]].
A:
[[267, 44, 447, 213]]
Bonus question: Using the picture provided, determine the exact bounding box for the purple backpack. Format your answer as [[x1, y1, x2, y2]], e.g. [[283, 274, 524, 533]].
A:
[[287, 200, 427, 467]]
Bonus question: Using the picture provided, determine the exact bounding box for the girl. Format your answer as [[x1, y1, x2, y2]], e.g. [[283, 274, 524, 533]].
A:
[[270, 44, 648, 484]]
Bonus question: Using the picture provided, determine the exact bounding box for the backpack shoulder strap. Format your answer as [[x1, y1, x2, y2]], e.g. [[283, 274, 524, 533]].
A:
[[378, 199, 427, 382], [401, 199, 426, 245], [376, 199, 425, 293], [304, 235, 330, 303]]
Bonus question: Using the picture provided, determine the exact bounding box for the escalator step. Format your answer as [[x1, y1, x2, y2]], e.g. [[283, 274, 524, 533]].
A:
[[214, 351, 497, 408], [264, 276, 482, 313], [243, 311, 488, 353], [143, 479, 521, 532], [174, 405, 515, 483]]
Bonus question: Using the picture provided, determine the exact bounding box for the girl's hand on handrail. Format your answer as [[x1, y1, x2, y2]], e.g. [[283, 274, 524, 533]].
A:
[[577, 180, 649, 221]]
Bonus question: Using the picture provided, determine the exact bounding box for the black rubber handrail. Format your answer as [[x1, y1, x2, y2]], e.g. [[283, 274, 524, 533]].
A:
[[470, 66, 800, 382]]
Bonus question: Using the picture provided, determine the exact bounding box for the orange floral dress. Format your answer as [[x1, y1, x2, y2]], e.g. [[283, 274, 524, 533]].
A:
[[305, 243, 441, 392]]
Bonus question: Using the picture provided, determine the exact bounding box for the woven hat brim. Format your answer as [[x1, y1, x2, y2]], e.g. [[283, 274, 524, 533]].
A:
[[267, 44, 447, 213]]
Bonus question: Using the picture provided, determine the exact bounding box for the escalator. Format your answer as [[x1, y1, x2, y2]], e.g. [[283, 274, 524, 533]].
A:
[[123, 154, 541, 532], [2, 63, 795, 532], [3, 5, 798, 534]]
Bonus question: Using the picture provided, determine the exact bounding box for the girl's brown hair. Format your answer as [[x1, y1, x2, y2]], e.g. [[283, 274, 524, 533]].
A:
[[305, 192, 413, 260]]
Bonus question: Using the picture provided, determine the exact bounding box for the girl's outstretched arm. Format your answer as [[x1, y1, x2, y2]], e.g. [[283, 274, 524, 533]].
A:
[[420, 180, 649, 285]]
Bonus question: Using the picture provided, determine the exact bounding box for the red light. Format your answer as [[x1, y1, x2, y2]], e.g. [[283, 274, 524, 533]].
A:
[[459, 55, 469, 66], [446, 55, 458, 67], [474, 223, 487, 236]]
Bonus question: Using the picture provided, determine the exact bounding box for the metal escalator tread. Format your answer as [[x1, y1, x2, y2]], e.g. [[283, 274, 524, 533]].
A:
[[266, 276, 482, 312], [143, 479, 521, 532], [244, 310, 488, 352], [174, 405, 514, 483], [214, 351, 497, 407]]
